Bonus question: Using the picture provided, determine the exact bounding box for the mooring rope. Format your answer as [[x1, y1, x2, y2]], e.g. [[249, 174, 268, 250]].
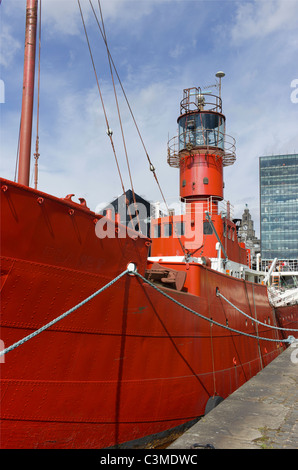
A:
[[0, 269, 129, 358], [216, 289, 298, 332], [132, 271, 296, 344], [1, 267, 296, 358]]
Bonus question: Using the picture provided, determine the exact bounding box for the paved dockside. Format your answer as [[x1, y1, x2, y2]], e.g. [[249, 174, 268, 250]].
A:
[[169, 343, 298, 449]]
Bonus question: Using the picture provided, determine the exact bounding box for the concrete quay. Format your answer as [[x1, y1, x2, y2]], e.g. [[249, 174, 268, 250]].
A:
[[169, 344, 298, 449]]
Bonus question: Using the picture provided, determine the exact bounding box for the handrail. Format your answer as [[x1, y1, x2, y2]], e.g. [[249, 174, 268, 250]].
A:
[[167, 130, 236, 168]]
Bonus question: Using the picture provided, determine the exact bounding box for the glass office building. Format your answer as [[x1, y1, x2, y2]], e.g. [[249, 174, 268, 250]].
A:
[[259, 154, 298, 270]]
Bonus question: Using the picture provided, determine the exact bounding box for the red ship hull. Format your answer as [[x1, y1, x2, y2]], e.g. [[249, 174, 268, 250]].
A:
[[1, 178, 297, 449]]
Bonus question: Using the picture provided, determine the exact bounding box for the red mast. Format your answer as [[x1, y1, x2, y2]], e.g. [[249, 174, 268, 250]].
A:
[[18, 0, 38, 186]]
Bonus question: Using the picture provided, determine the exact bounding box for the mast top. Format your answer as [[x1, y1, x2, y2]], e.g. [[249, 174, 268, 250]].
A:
[[167, 72, 236, 169]]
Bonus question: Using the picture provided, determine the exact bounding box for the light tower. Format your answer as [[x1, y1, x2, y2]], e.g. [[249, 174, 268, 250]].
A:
[[151, 74, 247, 265], [167, 72, 236, 209]]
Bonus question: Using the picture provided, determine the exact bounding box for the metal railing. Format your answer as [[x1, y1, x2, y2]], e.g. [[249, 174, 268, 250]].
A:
[[180, 88, 222, 114], [151, 197, 234, 220], [167, 130, 236, 168]]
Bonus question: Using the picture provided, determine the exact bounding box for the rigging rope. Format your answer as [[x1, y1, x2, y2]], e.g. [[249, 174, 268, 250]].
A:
[[96, 0, 141, 232], [89, 0, 189, 257], [78, 2, 125, 202], [34, 0, 42, 190], [14, 120, 21, 183], [78, 0, 136, 227], [89, 0, 156, 175]]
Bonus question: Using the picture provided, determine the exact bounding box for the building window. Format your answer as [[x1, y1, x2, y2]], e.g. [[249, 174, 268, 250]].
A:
[[154, 224, 161, 238], [203, 221, 213, 235], [175, 221, 185, 236], [260, 153, 298, 264], [164, 223, 173, 237]]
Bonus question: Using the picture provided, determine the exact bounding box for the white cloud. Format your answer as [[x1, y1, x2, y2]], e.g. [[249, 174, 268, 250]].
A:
[[1, 0, 298, 239], [0, 24, 21, 68], [231, 0, 298, 42], [40, 0, 158, 38], [41, 0, 92, 36], [169, 44, 185, 59]]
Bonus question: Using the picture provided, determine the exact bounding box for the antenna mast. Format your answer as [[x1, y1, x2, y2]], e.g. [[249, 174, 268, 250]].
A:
[[215, 71, 225, 100]]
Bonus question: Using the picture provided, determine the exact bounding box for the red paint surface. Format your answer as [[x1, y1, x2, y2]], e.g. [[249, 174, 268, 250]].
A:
[[1, 179, 297, 448], [180, 152, 223, 200]]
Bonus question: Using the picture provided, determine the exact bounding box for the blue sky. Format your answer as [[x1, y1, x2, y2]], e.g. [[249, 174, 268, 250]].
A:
[[1, 0, 298, 236]]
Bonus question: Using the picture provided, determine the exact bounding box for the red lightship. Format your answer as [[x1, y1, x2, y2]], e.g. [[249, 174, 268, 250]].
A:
[[0, 0, 297, 449]]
